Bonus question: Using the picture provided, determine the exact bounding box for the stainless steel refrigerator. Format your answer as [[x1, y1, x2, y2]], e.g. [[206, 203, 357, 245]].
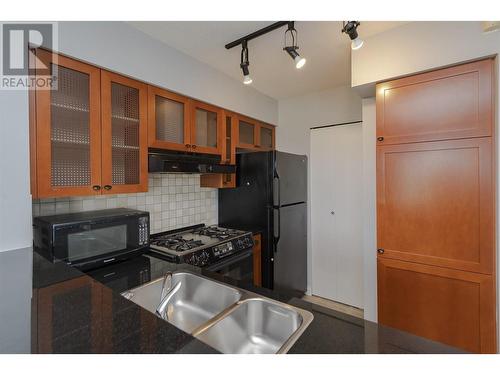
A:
[[218, 151, 307, 292]]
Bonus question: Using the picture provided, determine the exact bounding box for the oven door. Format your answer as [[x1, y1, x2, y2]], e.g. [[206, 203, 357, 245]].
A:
[[205, 248, 254, 285]]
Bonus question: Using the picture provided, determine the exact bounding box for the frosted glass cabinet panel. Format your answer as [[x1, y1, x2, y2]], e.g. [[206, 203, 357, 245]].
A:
[[259, 124, 275, 150], [236, 115, 275, 150], [190, 100, 222, 155], [148, 86, 190, 152], [238, 120, 256, 147], [34, 50, 102, 198], [101, 71, 148, 194]]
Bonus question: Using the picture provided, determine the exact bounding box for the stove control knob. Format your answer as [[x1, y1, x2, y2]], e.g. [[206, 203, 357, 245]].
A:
[[188, 255, 198, 266], [199, 251, 209, 265]]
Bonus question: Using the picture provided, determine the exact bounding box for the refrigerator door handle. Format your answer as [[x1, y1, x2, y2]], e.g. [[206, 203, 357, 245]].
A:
[[273, 159, 280, 208], [273, 207, 281, 251]]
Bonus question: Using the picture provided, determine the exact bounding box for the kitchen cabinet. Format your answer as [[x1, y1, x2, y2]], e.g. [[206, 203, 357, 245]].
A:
[[378, 257, 496, 353], [258, 123, 276, 150], [376, 59, 493, 145], [200, 110, 236, 188], [376, 58, 496, 353], [190, 100, 223, 155], [33, 50, 102, 198], [101, 71, 148, 194], [31, 50, 148, 198], [236, 114, 275, 150], [147, 85, 190, 152], [377, 137, 494, 274], [252, 233, 262, 287]]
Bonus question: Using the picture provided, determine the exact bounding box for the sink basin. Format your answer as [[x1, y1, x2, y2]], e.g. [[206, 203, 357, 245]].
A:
[[194, 298, 313, 354], [121, 272, 241, 333]]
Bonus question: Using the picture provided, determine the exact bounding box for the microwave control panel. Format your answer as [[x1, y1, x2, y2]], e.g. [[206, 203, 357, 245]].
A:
[[138, 216, 149, 246]]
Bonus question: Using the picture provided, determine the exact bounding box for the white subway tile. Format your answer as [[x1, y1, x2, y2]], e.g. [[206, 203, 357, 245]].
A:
[[55, 201, 70, 213], [106, 198, 118, 209], [40, 203, 56, 215]]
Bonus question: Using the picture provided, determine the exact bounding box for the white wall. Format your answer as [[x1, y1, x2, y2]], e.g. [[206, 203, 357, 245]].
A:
[[277, 86, 362, 155], [0, 21, 279, 253], [57, 22, 278, 124], [0, 89, 32, 252], [351, 22, 500, 344], [361, 98, 377, 322], [278, 86, 362, 294], [352, 21, 500, 97]]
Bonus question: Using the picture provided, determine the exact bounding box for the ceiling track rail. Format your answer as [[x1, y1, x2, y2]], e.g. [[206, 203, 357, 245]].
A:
[[225, 21, 293, 49]]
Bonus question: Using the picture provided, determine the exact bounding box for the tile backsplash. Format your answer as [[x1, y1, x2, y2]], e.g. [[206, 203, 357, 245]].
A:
[[32, 174, 218, 234]]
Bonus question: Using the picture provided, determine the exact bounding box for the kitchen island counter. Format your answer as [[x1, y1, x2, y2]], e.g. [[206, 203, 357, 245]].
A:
[[0, 247, 463, 354]]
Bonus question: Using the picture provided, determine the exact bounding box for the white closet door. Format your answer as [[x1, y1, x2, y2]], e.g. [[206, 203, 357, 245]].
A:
[[311, 124, 364, 308]]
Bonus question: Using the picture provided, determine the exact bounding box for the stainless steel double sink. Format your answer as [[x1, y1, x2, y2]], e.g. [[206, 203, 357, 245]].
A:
[[121, 271, 313, 354]]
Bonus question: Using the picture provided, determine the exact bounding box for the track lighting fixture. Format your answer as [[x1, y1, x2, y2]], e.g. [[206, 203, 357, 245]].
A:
[[342, 21, 364, 50], [240, 40, 252, 85], [283, 22, 306, 69], [225, 21, 308, 85]]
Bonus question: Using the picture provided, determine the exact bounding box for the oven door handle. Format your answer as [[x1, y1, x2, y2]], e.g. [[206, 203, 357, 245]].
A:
[[205, 248, 253, 271]]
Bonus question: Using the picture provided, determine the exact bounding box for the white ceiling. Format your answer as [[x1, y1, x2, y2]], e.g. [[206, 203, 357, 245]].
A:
[[128, 21, 405, 100]]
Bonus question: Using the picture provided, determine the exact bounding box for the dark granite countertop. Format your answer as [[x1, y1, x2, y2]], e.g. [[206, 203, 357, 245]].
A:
[[0, 247, 464, 354]]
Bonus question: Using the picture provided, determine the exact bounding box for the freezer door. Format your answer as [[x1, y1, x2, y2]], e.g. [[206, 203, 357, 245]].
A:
[[273, 203, 307, 292], [274, 151, 307, 206]]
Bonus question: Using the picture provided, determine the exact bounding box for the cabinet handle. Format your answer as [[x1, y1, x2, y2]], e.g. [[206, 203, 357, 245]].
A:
[[185, 144, 191, 148], [92, 185, 101, 191], [377, 248, 385, 254], [103, 185, 112, 191], [192, 145, 197, 150], [377, 136, 384, 142]]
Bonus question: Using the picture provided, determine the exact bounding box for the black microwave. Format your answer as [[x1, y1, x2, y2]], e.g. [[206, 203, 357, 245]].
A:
[[33, 208, 150, 270]]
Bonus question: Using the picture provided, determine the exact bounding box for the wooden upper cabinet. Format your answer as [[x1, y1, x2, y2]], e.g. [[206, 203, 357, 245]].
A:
[[100, 71, 148, 194], [200, 110, 236, 189], [237, 115, 258, 149], [236, 114, 276, 150], [377, 137, 494, 274], [31, 50, 149, 198], [221, 110, 237, 165], [376, 59, 493, 145], [34, 50, 102, 198], [189, 100, 223, 155], [259, 123, 276, 150], [147, 85, 191, 152]]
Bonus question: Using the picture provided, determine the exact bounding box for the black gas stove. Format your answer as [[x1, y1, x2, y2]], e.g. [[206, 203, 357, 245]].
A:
[[149, 224, 254, 268]]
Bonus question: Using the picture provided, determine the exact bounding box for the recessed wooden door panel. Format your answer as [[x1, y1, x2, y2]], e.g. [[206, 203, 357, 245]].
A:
[[378, 258, 496, 353], [35, 50, 102, 198], [376, 59, 493, 145], [377, 137, 493, 273], [101, 71, 148, 194]]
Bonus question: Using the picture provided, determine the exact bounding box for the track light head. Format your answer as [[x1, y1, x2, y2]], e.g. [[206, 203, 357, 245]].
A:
[[284, 22, 306, 69], [284, 46, 306, 69], [342, 21, 364, 50], [240, 40, 252, 84]]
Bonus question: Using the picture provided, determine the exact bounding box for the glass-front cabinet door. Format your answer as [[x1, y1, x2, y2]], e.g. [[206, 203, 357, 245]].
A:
[[34, 50, 102, 198], [259, 123, 275, 150], [148, 86, 191, 152], [100, 71, 148, 194], [237, 115, 258, 149], [190, 100, 223, 155]]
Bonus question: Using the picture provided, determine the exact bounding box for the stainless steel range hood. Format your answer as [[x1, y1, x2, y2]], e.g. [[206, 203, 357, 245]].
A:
[[148, 149, 236, 174]]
